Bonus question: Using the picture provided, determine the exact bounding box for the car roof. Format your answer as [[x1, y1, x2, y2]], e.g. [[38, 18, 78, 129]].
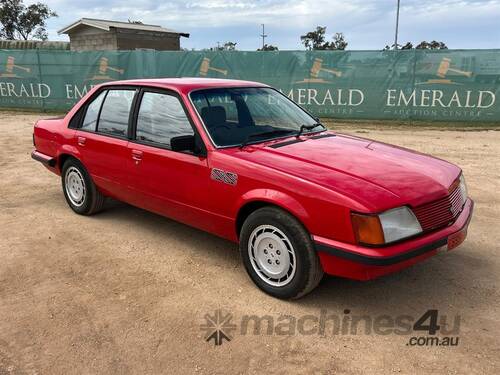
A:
[[101, 77, 269, 94]]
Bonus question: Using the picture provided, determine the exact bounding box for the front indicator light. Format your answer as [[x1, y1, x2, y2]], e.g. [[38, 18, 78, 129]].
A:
[[351, 213, 385, 245]]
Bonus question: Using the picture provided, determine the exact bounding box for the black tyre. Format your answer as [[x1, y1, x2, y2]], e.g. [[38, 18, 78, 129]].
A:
[[239, 206, 324, 299], [61, 158, 105, 215]]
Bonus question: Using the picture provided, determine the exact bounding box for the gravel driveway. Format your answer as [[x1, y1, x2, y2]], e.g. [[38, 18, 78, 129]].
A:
[[1, 112, 499, 374]]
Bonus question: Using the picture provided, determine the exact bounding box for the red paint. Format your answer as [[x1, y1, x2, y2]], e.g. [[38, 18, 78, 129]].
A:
[[32, 78, 474, 280], [316, 199, 473, 280]]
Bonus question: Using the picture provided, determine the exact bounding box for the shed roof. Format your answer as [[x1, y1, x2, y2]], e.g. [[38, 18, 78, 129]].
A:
[[58, 18, 189, 37]]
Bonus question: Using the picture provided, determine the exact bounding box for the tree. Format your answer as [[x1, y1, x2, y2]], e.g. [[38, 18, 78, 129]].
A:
[[257, 44, 278, 51], [384, 40, 446, 50], [222, 41, 237, 51], [384, 42, 413, 50], [0, 0, 57, 40], [301, 26, 327, 50], [300, 26, 347, 50], [416, 40, 448, 50], [209, 41, 237, 51], [331, 33, 347, 50]]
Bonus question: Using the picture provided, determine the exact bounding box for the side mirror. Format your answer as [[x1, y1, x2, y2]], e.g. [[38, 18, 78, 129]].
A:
[[171, 135, 195, 152], [170, 134, 206, 157]]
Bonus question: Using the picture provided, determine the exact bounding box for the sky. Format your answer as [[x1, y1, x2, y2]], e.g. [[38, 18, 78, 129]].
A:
[[30, 0, 500, 50]]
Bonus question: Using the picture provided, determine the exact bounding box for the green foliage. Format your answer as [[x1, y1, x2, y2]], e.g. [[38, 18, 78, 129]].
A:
[[384, 41, 447, 50], [331, 33, 347, 50], [416, 40, 448, 50], [222, 41, 237, 51], [206, 41, 237, 51], [258, 44, 278, 51], [300, 26, 348, 50], [0, 0, 57, 40]]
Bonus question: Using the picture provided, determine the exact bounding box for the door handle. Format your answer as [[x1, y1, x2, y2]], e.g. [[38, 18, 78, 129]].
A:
[[77, 136, 86, 146], [131, 150, 143, 163]]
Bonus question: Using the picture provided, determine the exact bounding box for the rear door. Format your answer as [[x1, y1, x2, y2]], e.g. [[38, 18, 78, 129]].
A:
[[74, 87, 137, 200], [125, 88, 213, 230]]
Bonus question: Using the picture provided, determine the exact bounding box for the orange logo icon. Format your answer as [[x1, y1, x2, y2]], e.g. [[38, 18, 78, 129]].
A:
[[418, 57, 472, 85], [296, 58, 343, 84], [0, 56, 31, 78], [199, 58, 228, 76], [86, 57, 125, 81]]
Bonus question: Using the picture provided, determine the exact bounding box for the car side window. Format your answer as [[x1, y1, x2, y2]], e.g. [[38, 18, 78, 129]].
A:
[[81, 91, 106, 131], [136, 92, 194, 147], [97, 89, 135, 137]]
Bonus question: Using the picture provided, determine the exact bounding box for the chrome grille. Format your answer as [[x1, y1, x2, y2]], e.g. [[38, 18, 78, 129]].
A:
[[412, 182, 466, 232]]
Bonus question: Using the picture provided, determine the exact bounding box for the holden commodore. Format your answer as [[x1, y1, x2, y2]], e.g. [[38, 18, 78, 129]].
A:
[[32, 78, 473, 299]]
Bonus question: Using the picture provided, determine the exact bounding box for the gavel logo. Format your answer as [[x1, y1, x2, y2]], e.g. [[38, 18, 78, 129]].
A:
[[86, 57, 125, 81], [0, 56, 31, 78], [199, 58, 228, 76], [98, 57, 124, 75], [295, 58, 343, 83], [418, 57, 473, 85], [310, 58, 342, 78], [436, 58, 472, 79]]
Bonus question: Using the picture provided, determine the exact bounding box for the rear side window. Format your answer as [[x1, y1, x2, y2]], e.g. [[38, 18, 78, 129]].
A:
[[81, 91, 106, 131], [97, 89, 135, 137], [135, 92, 194, 147]]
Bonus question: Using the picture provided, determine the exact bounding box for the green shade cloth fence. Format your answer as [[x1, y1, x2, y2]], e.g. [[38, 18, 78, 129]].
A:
[[0, 49, 498, 122]]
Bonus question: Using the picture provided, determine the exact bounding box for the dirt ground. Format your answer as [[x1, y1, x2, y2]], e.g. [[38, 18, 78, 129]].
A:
[[0, 111, 499, 374]]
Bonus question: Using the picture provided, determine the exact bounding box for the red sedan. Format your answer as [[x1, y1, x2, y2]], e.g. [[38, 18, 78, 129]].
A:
[[32, 78, 473, 299]]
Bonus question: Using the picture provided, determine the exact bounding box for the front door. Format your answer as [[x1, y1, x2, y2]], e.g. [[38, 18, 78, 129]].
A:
[[126, 89, 213, 231]]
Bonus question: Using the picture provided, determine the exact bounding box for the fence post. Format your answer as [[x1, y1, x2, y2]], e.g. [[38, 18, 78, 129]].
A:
[[410, 49, 418, 125], [35, 49, 46, 112]]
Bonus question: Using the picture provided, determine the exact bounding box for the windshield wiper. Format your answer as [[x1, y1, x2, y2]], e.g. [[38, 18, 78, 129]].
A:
[[296, 122, 325, 138], [240, 129, 297, 149]]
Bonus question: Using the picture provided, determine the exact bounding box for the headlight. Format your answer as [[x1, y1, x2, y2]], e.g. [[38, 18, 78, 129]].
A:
[[459, 174, 467, 201], [379, 207, 423, 243], [351, 206, 422, 246]]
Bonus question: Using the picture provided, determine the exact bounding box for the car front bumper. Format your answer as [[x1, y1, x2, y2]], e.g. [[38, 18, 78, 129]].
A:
[[314, 198, 474, 280]]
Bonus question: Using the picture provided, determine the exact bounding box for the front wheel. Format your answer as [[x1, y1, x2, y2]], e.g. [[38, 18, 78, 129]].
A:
[[239, 206, 324, 299], [62, 158, 105, 215]]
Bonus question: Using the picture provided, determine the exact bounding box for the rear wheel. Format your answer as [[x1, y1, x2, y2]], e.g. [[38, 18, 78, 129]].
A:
[[62, 158, 105, 215], [239, 206, 324, 299]]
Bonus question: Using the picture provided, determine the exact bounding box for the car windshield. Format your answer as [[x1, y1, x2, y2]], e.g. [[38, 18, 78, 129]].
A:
[[190, 87, 321, 147]]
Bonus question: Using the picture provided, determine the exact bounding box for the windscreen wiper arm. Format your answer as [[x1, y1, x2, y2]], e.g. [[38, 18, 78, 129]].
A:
[[240, 129, 297, 149], [296, 122, 325, 138]]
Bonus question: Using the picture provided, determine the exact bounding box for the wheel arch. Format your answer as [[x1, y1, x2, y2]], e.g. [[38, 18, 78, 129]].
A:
[[57, 145, 82, 173], [235, 190, 311, 238]]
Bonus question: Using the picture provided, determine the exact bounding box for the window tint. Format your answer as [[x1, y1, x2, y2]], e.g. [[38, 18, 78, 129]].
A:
[[97, 90, 135, 137], [81, 90, 106, 131], [136, 92, 194, 147]]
